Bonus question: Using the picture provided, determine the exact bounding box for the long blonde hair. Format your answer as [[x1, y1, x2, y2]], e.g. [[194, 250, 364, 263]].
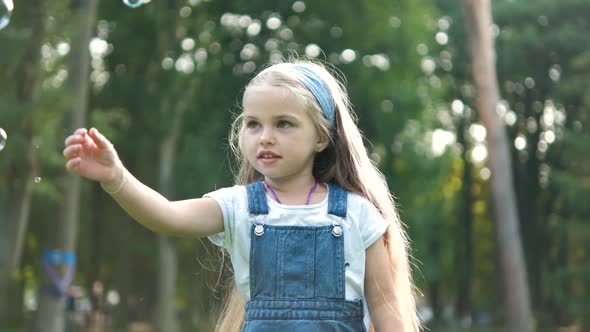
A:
[[215, 60, 420, 332]]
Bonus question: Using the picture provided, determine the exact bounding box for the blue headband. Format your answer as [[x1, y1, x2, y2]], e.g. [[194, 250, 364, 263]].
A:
[[260, 64, 335, 125]]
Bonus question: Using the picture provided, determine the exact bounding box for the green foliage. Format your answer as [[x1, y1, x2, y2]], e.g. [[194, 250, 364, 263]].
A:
[[546, 49, 590, 325], [2, 0, 590, 329], [430, 0, 590, 327]]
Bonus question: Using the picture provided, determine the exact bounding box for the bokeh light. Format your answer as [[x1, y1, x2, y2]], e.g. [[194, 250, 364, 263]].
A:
[[514, 135, 527, 150]]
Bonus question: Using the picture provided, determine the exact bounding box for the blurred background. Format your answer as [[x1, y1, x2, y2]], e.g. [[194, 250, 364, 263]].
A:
[[0, 0, 588, 331]]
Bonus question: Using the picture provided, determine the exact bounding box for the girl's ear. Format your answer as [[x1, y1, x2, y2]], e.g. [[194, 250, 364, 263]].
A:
[[316, 137, 329, 152]]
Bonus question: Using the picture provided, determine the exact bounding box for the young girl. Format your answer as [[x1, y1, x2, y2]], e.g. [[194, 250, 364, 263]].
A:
[[63, 61, 421, 331]]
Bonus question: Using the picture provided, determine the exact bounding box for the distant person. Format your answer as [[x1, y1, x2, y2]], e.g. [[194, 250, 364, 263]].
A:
[[65, 285, 85, 332], [63, 60, 421, 331], [88, 281, 105, 330]]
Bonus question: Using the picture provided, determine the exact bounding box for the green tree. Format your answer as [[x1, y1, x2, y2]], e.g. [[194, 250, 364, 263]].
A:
[[549, 50, 590, 329], [35, 0, 98, 330], [0, 0, 49, 326]]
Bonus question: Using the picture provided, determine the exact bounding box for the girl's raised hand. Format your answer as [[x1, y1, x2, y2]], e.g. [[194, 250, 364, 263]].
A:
[[63, 128, 121, 184]]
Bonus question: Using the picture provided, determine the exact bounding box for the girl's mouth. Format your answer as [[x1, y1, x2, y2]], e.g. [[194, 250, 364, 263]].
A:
[[258, 151, 281, 164]]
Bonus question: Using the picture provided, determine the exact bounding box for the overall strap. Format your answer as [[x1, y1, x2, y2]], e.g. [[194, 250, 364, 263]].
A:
[[247, 181, 348, 216], [327, 183, 347, 218], [246, 181, 269, 215]]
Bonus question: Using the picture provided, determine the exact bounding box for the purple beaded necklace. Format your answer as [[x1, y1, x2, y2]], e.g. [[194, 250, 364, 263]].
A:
[[264, 179, 318, 205]]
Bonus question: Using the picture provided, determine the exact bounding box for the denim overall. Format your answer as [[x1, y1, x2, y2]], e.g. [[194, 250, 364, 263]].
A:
[[241, 181, 366, 332]]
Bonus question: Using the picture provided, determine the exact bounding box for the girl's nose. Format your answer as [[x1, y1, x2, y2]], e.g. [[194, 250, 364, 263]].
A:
[[258, 128, 275, 145]]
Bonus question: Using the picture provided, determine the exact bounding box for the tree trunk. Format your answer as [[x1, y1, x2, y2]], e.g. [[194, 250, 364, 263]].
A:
[[157, 235, 179, 332], [462, 1, 534, 331], [151, 1, 197, 327], [0, 183, 30, 325], [154, 74, 197, 330], [35, 0, 97, 330], [155, 94, 185, 332], [455, 116, 474, 324]]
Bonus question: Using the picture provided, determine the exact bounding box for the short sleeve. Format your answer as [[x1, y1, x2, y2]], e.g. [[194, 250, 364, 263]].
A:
[[357, 199, 389, 249], [203, 185, 242, 249]]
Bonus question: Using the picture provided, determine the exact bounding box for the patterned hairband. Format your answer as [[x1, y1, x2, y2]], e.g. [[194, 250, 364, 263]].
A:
[[259, 64, 335, 125]]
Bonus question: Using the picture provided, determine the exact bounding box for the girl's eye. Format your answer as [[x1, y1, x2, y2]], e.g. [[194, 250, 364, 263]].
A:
[[277, 120, 292, 128], [246, 121, 259, 129]]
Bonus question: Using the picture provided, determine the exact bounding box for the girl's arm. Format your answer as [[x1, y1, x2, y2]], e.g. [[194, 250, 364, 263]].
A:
[[64, 127, 223, 237], [365, 236, 405, 331]]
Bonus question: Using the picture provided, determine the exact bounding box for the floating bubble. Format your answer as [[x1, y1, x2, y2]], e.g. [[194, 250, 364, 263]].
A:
[[0, 0, 14, 31], [122, 0, 143, 8], [0, 128, 6, 151], [34, 176, 41, 183]]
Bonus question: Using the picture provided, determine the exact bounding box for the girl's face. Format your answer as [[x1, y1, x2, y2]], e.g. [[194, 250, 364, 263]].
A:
[[242, 85, 321, 184]]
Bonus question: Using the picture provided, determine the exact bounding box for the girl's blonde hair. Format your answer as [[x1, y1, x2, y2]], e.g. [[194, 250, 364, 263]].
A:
[[215, 60, 420, 332]]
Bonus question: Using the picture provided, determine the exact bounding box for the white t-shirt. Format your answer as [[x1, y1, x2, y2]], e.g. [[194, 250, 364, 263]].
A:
[[205, 184, 389, 330]]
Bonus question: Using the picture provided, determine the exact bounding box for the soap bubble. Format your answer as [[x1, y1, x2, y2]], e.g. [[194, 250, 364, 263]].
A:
[[34, 176, 41, 183], [0, 128, 7, 151], [0, 0, 14, 31], [123, 0, 143, 8]]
